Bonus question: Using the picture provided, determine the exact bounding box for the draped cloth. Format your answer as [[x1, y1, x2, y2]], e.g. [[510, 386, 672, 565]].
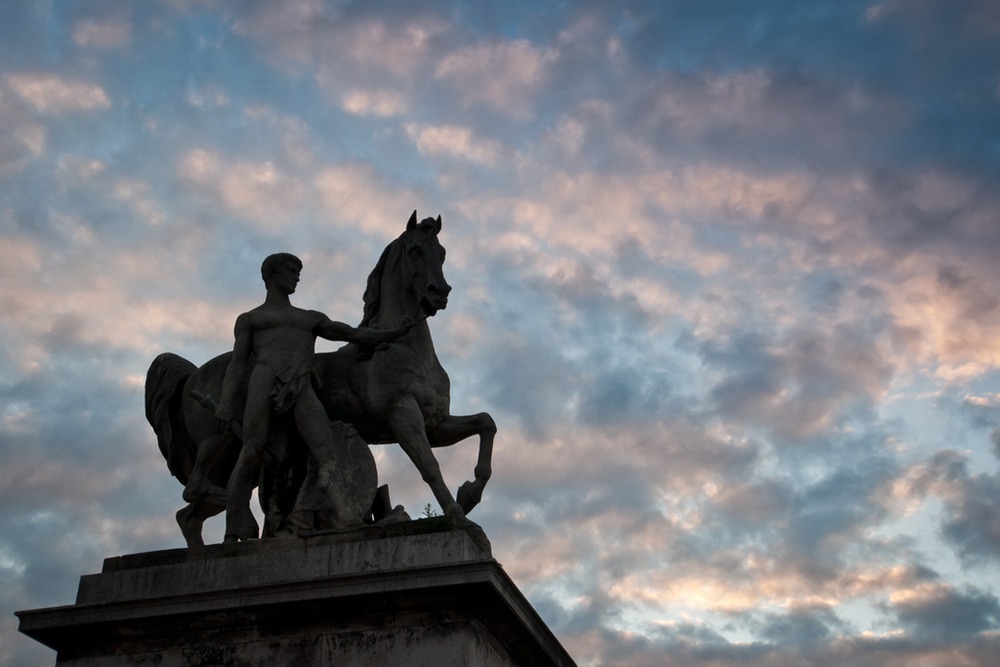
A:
[[270, 358, 322, 414]]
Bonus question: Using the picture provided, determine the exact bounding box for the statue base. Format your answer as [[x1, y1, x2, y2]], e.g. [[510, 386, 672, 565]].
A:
[[16, 523, 575, 666]]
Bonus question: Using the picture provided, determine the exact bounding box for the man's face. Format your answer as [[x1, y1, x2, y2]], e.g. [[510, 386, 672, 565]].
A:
[[272, 262, 301, 295]]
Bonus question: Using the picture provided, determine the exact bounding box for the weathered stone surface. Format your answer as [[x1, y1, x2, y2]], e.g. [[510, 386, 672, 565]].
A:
[[17, 527, 576, 666]]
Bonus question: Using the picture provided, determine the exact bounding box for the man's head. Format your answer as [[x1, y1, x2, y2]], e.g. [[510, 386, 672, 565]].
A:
[[261, 253, 303, 290]]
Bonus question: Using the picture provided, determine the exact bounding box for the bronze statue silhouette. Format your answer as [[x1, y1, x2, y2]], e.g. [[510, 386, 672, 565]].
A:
[[145, 212, 495, 548]]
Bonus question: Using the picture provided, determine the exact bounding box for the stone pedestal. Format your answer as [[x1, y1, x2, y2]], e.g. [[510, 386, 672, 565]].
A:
[[16, 525, 575, 666]]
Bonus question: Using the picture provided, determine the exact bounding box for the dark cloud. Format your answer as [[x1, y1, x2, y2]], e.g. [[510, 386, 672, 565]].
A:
[[892, 584, 1000, 640], [576, 364, 673, 427], [865, 170, 1000, 259], [940, 471, 1000, 564], [893, 450, 1000, 564], [756, 604, 847, 645], [715, 479, 792, 524], [696, 323, 893, 444]]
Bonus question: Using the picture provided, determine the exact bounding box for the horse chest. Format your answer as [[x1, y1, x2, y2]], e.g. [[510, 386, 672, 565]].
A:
[[414, 365, 450, 413], [359, 348, 448, 413], [398, 359, 449, 406]]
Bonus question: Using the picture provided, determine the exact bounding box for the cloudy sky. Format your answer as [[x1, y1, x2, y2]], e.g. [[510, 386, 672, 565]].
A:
[[3, 0, 1000, 665]]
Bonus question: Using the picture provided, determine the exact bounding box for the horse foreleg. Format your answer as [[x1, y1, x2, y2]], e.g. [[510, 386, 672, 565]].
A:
[[388, 400, 491, 554], [388, 398, 462, 519], [428, 412, 495, 514]]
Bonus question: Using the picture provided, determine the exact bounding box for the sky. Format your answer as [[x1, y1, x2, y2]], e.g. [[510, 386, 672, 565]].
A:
[[2, 0, 1000, 665]]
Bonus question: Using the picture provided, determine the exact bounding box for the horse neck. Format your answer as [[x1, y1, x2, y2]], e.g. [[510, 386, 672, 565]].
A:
[[372, 272, 436, 352]]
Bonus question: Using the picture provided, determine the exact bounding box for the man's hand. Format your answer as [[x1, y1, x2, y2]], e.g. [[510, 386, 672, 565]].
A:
[[215, 402, 234, 432]]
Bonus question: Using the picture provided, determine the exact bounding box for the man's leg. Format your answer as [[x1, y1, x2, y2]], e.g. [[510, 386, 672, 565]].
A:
[[224, 379, 270, 542]]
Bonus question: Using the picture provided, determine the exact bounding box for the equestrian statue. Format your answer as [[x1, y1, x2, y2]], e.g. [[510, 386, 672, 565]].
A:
[[145, 212, 496, 549]]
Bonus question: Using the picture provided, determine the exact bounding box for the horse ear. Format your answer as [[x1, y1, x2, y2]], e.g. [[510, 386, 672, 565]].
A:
[[407, 210, 417, 231], [434, 214, 442, 233]]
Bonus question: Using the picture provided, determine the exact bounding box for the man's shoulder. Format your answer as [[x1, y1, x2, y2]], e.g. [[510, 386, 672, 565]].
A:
[[301, 307, 328, 320], [236, 307, 262, 321], [233, 306, 268, 330]]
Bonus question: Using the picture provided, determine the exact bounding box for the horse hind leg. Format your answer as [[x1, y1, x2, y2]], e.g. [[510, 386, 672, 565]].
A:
[[176, 501, 223, 548], [429, 412, 496, 514], [175, 433, 242, 546], [181, 431, 234, 507]]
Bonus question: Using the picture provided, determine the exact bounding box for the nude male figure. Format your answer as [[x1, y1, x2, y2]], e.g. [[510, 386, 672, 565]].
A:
[[215, 253, 407, 542]]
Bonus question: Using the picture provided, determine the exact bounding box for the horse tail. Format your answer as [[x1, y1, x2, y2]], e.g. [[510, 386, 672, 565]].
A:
[[145, 353, 198, 485]]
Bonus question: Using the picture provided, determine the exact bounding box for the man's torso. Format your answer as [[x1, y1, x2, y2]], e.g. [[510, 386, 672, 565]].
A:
[[243, 304, 322, 372]]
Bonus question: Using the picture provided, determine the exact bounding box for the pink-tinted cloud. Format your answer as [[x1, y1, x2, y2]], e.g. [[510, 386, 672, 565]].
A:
[[4, 73, 110, 114]]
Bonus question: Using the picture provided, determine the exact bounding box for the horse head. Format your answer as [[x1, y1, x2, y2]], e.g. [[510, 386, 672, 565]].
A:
[[361, 210, 451, 328]]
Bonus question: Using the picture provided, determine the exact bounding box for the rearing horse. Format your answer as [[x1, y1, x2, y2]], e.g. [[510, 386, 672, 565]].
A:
[[145, 212, 495, 547]]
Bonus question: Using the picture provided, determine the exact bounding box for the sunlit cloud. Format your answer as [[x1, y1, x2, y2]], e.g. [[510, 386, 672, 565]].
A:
[[185, 84, 228, 110], [313, 163, 429, 239], [340, 88, 409, 117], [434, 39, 555, 117], [341, 19, 445, 77], [405, 122, 504, 165], [4, 73, 111, 114], [72, 17, 131, 49], [178, 148, 306, 229]]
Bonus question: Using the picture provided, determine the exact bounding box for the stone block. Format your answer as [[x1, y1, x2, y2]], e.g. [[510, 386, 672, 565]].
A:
[[17, 526, 575, 666]]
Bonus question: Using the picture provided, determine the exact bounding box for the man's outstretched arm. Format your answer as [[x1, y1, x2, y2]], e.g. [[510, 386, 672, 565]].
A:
[[315, 313, 411, 347]]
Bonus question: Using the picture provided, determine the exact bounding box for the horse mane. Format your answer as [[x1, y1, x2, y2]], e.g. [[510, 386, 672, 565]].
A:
[[360, 217, 440, 329], [360, 238, 398, 329]]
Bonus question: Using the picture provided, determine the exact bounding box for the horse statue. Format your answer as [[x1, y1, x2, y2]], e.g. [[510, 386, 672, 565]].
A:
[[145, 212, 495, 547]]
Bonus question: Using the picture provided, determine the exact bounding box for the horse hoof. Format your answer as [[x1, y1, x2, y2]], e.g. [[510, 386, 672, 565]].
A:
[[457, 480, 483, 514]]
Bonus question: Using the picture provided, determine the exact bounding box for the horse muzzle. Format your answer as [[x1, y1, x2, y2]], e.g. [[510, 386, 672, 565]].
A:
[[422, 282, 451, 315]]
